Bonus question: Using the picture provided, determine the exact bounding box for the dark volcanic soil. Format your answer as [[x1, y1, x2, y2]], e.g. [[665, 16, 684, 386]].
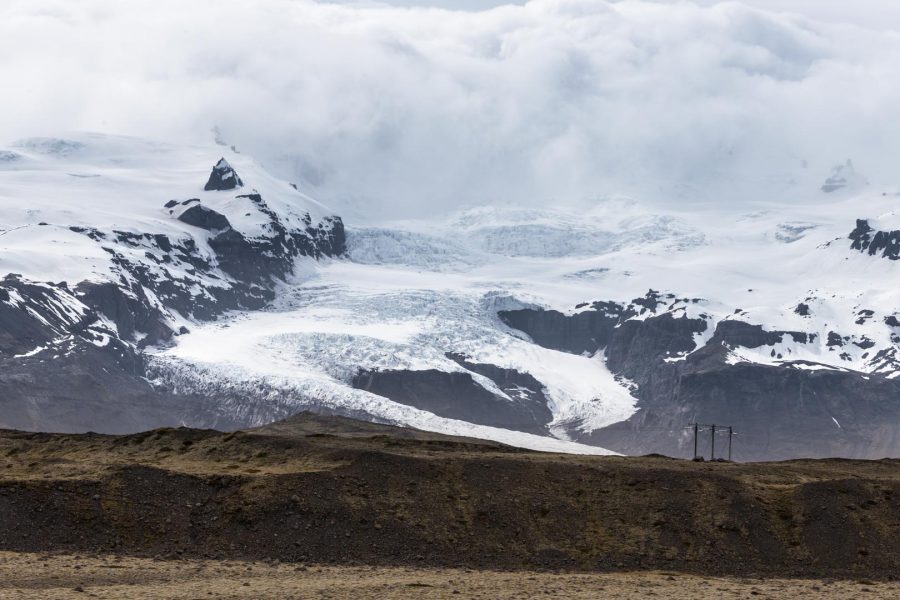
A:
[[0, 413, 898, 579]]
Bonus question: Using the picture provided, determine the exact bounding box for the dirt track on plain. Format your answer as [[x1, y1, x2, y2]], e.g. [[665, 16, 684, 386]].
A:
[[2, 552, 900, 599]]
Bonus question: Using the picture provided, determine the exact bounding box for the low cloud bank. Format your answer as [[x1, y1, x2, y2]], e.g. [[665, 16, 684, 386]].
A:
[[2, 0, 899, 219]]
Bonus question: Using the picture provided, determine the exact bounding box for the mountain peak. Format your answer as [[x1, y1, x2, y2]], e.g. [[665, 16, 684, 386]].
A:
[[821, 159, 868, 193], [204, 157, 243, 191]]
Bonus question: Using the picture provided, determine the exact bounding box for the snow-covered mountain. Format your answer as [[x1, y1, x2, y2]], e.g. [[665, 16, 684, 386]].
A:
[[2, 133, 899, 459]]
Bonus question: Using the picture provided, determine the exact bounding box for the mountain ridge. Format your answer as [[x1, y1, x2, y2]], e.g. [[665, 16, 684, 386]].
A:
[[1, 133, 899, 459]]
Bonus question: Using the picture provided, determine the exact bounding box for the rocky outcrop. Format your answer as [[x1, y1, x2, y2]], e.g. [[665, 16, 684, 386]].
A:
[[177, 204, 232, 231], [205, 193, 346, 286], [0, 275, 111, 358], [498, 302, 622, 354], [352, 367, 552, 435], [711, 320, 812, 349], [850, 219, 900, 260], [75, 281, 173, 348], [606, 313, 707, 379], [446, 352, 553, 423], [203, 158, 243, 191]]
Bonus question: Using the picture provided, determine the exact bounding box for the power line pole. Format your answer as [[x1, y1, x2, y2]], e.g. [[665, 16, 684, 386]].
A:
[[728, 426, 733, 461], [693, 423, 699, 459], [689, 423, 735, 461]]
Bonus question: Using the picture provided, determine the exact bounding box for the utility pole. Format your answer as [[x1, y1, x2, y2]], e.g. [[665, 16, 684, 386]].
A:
[[693, 423, 699, 459], [728, 426, 733, 461], [690, 423, 734, 461]]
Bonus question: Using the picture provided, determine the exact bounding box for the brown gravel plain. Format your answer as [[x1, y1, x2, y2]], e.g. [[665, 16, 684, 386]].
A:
[[2, 552, 900, 600]]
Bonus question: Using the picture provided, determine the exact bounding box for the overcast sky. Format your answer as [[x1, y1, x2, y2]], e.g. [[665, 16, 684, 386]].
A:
[[3, 0, 900, 219], [326, 0, 900, 29]]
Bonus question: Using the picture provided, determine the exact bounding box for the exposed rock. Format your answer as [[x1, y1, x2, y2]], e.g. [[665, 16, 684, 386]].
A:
[[606, 313, 707, 379], [352, 368, 552, 435], [850, 219, 900, 260], [0, 277, 80, 356], [499, 302, 621, 355], [75, 281, 173, 347], [854, 337, 876, 350], [203, 158, 243, 191], [711, 320, 810, 349], [3, 191, 344, 435], [445, 353, 553, 426], [856, 309, 875, 325], [177, 204, 232, 232]]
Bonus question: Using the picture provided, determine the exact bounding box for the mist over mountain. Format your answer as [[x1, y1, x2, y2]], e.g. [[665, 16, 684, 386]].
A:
[[4, 0, 900, 220]]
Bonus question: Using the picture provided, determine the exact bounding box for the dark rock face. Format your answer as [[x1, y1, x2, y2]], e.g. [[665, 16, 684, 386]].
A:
[[585, 362, 900, 461], [203, 158, 243, 191], [711, 320, 811, 349], [208, 228, 260, 282], [446, 352, 553, 424], [0, 275, 186, 434], [204, 194, 346, 286], [75, 281, 172, 348], [0, 275, 103, 357], [177, 204, 232, 231], [499, 301, 622, 354], [0, 341, 272, 434], [499, 295, 900, 460], [850, 219, 900, 260], [1, 347, 203, 434], [352, 367, 552, 435], [606, 314, 707, 379]]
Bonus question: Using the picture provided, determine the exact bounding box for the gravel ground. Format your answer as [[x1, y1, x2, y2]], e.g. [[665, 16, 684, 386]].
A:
[[2, 552, 899, 599]]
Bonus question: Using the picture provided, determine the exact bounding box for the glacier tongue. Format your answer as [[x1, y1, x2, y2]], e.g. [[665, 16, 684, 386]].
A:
[[150, 258, 639, 451]]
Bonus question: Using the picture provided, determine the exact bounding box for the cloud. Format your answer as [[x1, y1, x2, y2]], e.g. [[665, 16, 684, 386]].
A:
[[2, 0, 900, 220]]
